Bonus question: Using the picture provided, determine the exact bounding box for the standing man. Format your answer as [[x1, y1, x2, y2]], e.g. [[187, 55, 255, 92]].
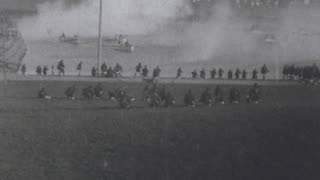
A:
[[242, 69, 247, 79], [252, 69, 258, 80], [57, 59, 65, 76], [135, 62, 142, 77], [101, 62, 107, 76], [228, 70, 233, 79], [200, 68, 206, 79], [142, 65, 149, 78], [218, 68, 224, 79], [192, 69, 198, 79], [114, 63, 123, 77], [77, 61, 83, 76], [106, 67, 114, 78], [91, 66, 97, 77], [21, 64, 26, 76], [36, 66, 42, 75], [176, 67, 183, 79], [43, 66, 48, 76], [210, 68, 217, 79], [235, 68, 241, 79], [153, 66, 161, 80], [261, 64, 269, 80]]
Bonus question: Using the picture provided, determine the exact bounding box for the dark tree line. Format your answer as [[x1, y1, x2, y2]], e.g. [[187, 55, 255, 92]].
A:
[[282, 64, 320, 80]]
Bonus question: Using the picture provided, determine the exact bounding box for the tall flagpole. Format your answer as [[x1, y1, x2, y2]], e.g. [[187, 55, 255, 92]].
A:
[[97, 0, 103, 76]]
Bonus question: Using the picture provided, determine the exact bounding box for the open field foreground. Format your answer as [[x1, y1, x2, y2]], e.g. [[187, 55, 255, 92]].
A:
[[0, 80, 319, 180]]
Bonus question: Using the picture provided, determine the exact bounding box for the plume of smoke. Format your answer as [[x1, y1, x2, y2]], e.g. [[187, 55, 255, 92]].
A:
[[145, 1, 259, 65], [19, 0, 320, 76], [277, 5, 320, 65]]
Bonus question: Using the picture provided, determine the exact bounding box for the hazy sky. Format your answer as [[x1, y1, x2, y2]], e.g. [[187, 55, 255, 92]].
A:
[[0, 0, 84, 11]]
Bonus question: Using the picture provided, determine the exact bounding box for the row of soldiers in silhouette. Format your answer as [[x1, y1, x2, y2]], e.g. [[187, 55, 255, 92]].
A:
[[24, 60, 269, 80], [21, 60, 66, 76], [38, 82, 262, 108], [188, 67, 267, 80]]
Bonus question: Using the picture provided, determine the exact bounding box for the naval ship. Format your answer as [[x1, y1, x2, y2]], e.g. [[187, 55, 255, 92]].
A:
[[0, 16, 27, 73]]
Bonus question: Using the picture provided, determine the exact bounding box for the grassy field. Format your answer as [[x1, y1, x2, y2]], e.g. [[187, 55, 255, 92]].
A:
[[0, 80, 320, 180]]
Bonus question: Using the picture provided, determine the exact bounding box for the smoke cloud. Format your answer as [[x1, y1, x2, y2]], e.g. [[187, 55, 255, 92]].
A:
[[18, 0, 320, 76], [18, 0, 192, 39]]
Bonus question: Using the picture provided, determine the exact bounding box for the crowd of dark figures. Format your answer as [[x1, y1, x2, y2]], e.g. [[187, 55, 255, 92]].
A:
[[21, 61, 320, 85], [21, 60, 272, 81], [38, 82, 263, 109], [282, 63, 320, 85]]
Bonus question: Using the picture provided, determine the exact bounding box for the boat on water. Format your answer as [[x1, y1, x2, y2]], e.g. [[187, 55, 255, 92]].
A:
[[0, 16, 27, 72], [104, 34, 135, 53], [59, 33, 79, 44], [112, 43, 135, 53]]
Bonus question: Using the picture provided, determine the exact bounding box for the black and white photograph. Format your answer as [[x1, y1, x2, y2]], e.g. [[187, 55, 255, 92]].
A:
[[0, 0, 319, 179]]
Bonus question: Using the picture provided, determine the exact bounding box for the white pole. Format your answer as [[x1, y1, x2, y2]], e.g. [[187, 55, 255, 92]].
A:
[[97, 0, 103, 76]]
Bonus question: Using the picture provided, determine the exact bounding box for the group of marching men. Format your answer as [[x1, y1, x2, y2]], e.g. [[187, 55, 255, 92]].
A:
[[23, 60, 270, 81], [38, 82, 263, 109]]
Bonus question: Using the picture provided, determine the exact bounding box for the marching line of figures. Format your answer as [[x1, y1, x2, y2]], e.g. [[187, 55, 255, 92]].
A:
[[20, 60, 271, 80]]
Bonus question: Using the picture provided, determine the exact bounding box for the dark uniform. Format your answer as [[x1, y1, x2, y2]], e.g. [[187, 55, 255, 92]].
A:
[[135, 63, 142, 77], [106, 67, 114, 78], [228, 70, 233, 79], [184, 89, 195, 107], [118, 91, 135, 109], [252, 69, 258, 80], [142, 65, 149, 78], [229, 87, 240, 104], [114, 63, 123, 77], [43, 66, 48, 76], [21, 64, 26, 76], [214, 85, 225, 104], [246, 83, 262, 104], [176, 67, 183, 78], [235, 68, 241, 79], [101, 62, 107, 76], [36, 66, 42, 75], [164, 92, 175, 107], [94, 83, 103, 98], [82, 86, 94, 99], [153, 66, 161, 80], [65, 85, 76, 100], [77, 61, 83, 76], [200, 88, 213, 106], [57, 60, 65, 76], [38, 88, 50, 99], [147, 91, 161, 108], [192, 70, 198, 79], [210, 68, 217, 79], [218, 68, 224, 78], [242, 70, 247, 79], [200, 68, 206, 79]]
